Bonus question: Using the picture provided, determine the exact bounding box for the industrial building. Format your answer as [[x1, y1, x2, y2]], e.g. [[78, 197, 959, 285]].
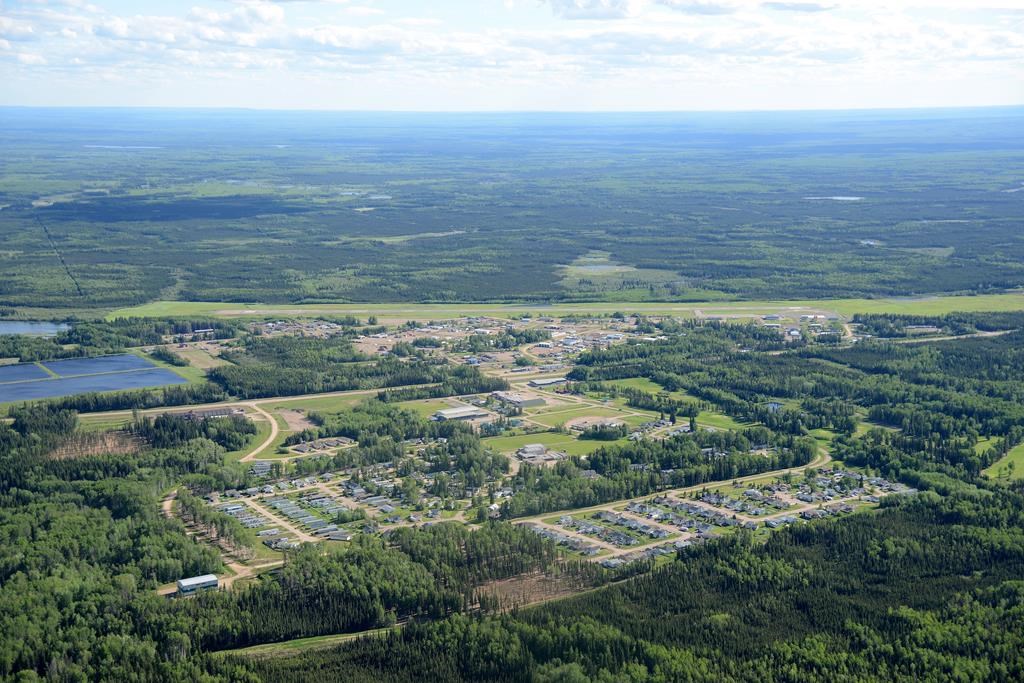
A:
[[176, 574, 218, 596], [492, 391, 546, 409], [432, 405, 488, 421], [528, 377, 567, 388]]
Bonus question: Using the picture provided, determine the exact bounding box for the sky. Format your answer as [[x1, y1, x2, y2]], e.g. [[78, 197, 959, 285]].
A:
[[0, 0, 1022, 111]]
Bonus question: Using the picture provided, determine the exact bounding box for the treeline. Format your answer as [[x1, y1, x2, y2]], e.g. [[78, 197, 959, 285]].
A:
[[0, 317, 241, 362], [177, 489, 256, 552], [573, 323, 1024, 445], [150, 346, 190, 366], [12, 382, 229, 415], [852, 310, 1024, 338], [452, 328, 552, 353], [209, 335, 503, 399], [167, 522, 576, 653], [131, 413, 257, 451], [375, 371, 508, 402]]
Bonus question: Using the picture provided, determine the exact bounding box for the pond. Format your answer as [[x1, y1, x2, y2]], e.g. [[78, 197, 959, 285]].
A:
[[0, 321, 70, 337]]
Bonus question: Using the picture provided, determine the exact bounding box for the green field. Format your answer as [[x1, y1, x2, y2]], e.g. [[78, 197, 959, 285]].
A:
[[483, 431, 618, 457], [983, 442, 1024, 481], [105, 291, 1024, 323], [215, 627, 397, 658], [529, 405, 634, 429], [264, 394, 367, 414], [603, 377, 666, 393]]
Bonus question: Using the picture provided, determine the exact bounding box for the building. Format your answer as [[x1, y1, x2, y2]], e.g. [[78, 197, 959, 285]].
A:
[[177, 407, 245, 422], [433, 406, 489, 421], [518, 443, 547, 458], [528, 377, 567, 388], [176, 574, 218, 596], [250, 461, 271, 476], [492, 391, 546, 409]]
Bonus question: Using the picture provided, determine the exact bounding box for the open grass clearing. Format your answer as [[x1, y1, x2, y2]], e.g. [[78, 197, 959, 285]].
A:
[[264, 394, 366, 414], [983, 441, 1024, 481], [529, 405, 633, 429], [483, 431, 615, 457]]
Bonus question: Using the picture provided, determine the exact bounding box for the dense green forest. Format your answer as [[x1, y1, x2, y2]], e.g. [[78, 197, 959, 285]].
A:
[[2, 109, 1023, 309], [209, 335, 507, 399], [2, 311, 1024, 681]]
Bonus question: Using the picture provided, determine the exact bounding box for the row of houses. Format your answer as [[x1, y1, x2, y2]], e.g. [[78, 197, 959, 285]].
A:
[[558, 515, 637, 547], [594, 511, 671, 540], [521, 523, 600, 555], [216, 503, 268, 529], [701, 491, 785, 516]]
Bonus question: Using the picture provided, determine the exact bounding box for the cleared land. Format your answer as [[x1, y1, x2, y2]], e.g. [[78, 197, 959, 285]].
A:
[[106, 292, 1024, 322], [983, 442, 1024, 481]]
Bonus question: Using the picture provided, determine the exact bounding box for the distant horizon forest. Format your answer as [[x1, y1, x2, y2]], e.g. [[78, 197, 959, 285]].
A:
[[1, 107, 1022, 311]]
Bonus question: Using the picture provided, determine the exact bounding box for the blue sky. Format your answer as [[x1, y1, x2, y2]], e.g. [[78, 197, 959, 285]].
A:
[[1, 0, 1022, 110]]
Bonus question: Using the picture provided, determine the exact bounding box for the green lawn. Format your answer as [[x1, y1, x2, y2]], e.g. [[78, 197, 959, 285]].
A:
[[77, 414, 134, 432], [265, 394, 365, 414], [696, 411, 749, 431], [604, 377, 666, 393], [529, 405, 631, 428], [983, 441, 1024, 481], [483, 431, 617, 457]]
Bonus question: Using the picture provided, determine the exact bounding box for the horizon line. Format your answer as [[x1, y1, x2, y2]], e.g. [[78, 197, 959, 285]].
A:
[[1, 104, 1023, 116]]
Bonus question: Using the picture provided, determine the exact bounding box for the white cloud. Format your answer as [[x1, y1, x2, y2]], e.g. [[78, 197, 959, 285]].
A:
[[1, 0, 1021, 109], [546, 0, 645, 20], [657, 1, 740, 15], [16, 52, 47, 64]]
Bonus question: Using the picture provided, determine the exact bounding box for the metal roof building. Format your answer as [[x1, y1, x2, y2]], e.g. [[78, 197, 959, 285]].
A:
[[433, 406, 488, 421], [176, 574, 218, 595]]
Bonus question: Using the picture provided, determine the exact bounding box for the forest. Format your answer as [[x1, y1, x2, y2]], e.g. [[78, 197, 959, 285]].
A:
[[209, 335, 506, 399], [1, 108, 1023, 310]]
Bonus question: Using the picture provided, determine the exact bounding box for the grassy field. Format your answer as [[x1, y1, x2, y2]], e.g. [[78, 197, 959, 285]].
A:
[[529, 405, 633, 428], [982, 441, 1024, 481], [603, 377, 666, 393], [483, 431, 617, 457], [105, 291, 1024, 323], [264, 394, 367, 414], [215, 627, 397, 658], [695, 411, 749, 431]]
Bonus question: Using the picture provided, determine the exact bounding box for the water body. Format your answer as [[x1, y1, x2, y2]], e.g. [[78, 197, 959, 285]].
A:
[[1, 369, 187, 402], [0, 354, 187, 402], [40, 354, 156, 376], [0, 364, 51, 384], [0, 321, 69, 336]]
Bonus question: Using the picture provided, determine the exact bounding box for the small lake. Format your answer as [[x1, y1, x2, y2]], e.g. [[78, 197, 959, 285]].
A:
[[0, 321, 70, 337]]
